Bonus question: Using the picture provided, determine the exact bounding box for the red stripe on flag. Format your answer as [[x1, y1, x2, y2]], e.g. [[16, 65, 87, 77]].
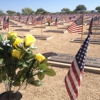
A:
[[67, 23, 82, 33], [65, 77, 75, 100]]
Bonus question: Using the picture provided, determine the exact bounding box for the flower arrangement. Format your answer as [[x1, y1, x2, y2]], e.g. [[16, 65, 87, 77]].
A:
[[0, 32, 56, 93]]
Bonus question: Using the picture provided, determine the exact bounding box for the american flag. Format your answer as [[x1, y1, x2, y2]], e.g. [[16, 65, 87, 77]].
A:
[[87, 16, 99, 26], [66, 17, 71, 23], [3, 16, 9, 30], [70, 16, 77, 22], [67, 17, 83, 33], [65, 18, 93, 100], [33, 16, 43, 25], [93, 16, 99, 25]]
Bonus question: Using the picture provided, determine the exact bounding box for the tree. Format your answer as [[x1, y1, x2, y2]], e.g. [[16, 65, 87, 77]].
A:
[[35, 8, 47, 14], [90, 10, 96, 14], [95, 6, 100, 13], [61, 8, 71, 14], [6, 10, 16, 15], [74, 5, 87, 13], [16, 12, 21, 16], [22, 7, 34, 15]]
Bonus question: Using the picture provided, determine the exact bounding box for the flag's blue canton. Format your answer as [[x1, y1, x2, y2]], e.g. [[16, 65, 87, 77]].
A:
[[93, 16, 99, 21], [4, 17, 6, 21], [75, 32, 92, 71]]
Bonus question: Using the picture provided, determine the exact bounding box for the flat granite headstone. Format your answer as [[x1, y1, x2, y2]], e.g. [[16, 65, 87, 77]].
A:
[[48, 53, 100, 68], [45, 29, 68, 33], [10, 25, 22, 27], [58, 22, 64, 25], [33, 26, 49, 29], [71, 38, 100, 44], [18, 35, 53, 40], [58, 25, 69, 29], [58, 27, 66, 29], [79, 32, 100, 35], [91, 28, 100, 30], [33, 35, 53, 40], [9, 22, 17, 25], [71, 38, 100, 42], [14, 29, 35, 32]]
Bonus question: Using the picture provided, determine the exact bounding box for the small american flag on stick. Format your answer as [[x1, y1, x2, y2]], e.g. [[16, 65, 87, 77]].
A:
[[3, 17, 9, 30], [65, 18, 93, 100], [67, 17, 83, 33]]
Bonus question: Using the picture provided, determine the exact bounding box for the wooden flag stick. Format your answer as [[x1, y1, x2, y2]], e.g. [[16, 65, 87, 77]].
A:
[[8, 17, 10, 32], [93, 15, 100, 38], [88, 17, 93, 34], [81, 14, 84, 46], [41, 16, 42, 35], [93, 25, 97, 38], [41, 21, 42, 35]]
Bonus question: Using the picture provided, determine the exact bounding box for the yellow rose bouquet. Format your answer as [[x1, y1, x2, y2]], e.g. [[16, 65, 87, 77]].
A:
[[0, 32, 56, 95]]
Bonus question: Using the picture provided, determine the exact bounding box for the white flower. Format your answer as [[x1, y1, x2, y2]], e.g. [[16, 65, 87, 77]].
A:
[[25, 48, 29, 52], [7, 43, 11, 47], [39, 70, 43, 72], [2, 40, 10, 46], [30, 44, 37, 49], [19, 43, 24, 48]]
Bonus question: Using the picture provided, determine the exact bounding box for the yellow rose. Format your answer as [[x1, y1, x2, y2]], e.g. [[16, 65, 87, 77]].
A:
[[24, 34, 35, 46], [7, 32, 17, 38], [13, 37, 23, 48], [35, 53, 45, 62], [12, 49, 21, 59]]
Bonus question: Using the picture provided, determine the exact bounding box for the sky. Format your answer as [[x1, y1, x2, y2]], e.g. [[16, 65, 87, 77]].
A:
[[0, 0, 100, 13]]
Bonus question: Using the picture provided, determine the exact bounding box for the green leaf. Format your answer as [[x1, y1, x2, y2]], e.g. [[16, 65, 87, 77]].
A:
[[16, 70, 24, 79], [0, 71, 7, 81], [38, 72, 45, 80], [22, 63, 28, 68], [44, 68, 56, 76], [41, 59, 48, 63], [27, 77, 34, 83], [30, 80, 43, 86], [25, 50, 32, 54], [39, 63, 47, 71], [7, 47, 13, 53], [24, 53, 34, 60], [0, 47, 3, 50], [33, 60, 40, 68], [18, 59, 24, 65], [0, 34, 4, 42], [26, 58, 33, 63], [20, 76, 25, 82], [41, 59, 50, 67], [8, 35, 16, 44], [0, 58, 3, 65]]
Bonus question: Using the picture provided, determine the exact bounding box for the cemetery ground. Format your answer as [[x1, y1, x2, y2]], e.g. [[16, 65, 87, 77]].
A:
[[0, 21, 100, 100]]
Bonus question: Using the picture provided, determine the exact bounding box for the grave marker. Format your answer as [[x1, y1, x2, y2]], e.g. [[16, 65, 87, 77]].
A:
[[48, 53, 100, 68], [45, 29, 68, 33], [14, 29, 35, 32], [79, 32, 100, 35], [33, 35, 53, 40], [70, 37, 100, 44]]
